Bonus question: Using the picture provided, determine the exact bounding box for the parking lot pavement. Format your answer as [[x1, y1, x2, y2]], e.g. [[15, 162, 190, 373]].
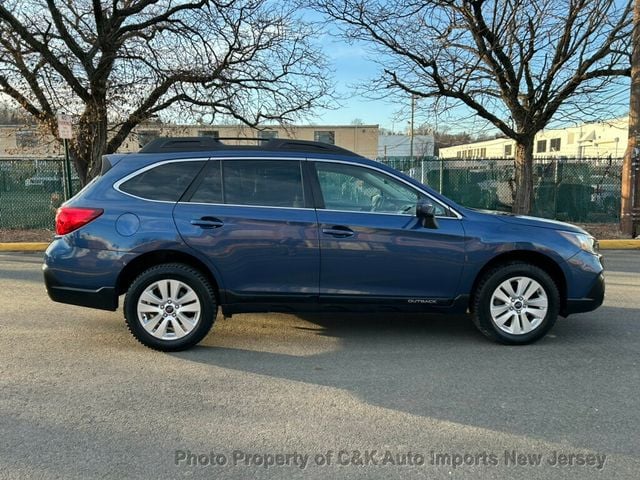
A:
[[1, 251, 639, 479]]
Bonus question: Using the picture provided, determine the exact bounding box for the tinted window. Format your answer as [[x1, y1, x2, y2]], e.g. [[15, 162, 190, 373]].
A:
[[120, 161, 204, 201], [223, 160, 304, 208], [190, 161, 222, 203], [315, 162, 447, 216]]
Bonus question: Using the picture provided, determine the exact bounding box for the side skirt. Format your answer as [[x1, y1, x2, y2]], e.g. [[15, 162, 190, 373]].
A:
[[221, 292, 470, 317]]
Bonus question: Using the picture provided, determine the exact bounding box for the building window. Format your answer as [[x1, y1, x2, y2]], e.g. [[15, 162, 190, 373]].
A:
[[550, 138, 561, 152], [314, 130, 335, 145], [16, 129, 38, 148], [198, 130, 219, 138], [504, 144, 513, 157], [138, 130, 159, 147], [536, 139, 547, 153], [258, 130, 278, 140], [480, 148, 486, 157]]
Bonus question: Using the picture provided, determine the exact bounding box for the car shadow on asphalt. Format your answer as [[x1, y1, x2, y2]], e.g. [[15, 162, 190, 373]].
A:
[[170, 305, 638, 456]]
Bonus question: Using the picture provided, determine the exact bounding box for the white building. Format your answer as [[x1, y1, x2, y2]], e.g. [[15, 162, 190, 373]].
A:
[[439, 117, 628, 159], [377, 134, 435, 159]]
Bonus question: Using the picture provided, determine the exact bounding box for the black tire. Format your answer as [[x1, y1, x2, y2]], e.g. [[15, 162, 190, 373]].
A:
[[471, 262, 560, 345], [124, 263, 217, 351]]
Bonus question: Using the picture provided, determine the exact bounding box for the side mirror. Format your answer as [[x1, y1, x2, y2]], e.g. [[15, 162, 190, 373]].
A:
[[416, 201, 439, 229]]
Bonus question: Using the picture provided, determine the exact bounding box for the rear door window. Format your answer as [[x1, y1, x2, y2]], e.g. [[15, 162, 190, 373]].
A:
[[189, 160, 222, 204], [222, 160, 304, 208]]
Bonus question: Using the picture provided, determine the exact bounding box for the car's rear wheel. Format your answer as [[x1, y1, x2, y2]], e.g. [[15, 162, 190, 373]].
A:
[[472, 262, 560, 344], [124, 263, 216, 351]]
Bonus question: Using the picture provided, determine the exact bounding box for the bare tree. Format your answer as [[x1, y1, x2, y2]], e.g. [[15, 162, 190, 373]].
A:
[[313, 0, 632, 213], [0, 0, 331, 184]]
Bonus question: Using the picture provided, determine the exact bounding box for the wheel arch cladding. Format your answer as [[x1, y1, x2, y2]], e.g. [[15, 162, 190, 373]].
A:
[[116, 250, 221, 302], [469, 250, 567, 312]]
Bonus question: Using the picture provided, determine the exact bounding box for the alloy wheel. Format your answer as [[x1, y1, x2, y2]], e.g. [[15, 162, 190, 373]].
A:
[[136, 279, 201, 340], [489, 276, 548, 335]]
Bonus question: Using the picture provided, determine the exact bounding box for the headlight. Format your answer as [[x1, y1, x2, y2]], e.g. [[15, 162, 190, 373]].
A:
[[559, 232, 598, 254]]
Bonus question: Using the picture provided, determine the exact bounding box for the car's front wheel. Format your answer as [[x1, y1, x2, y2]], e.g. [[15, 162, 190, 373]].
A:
[[472, 262, 560, 344], [124, 263, 216, 351]]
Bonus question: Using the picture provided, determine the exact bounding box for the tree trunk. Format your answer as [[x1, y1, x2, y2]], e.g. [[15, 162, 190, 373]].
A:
[[512, 138, 535, 215], [71, 100, 108, 186], [620, 0, 640, 237]]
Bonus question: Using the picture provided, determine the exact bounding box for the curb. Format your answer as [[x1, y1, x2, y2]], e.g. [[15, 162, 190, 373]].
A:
[[0, 240, 639, 252], [0, 242, 49, 252], [598, 239, 640, 250]]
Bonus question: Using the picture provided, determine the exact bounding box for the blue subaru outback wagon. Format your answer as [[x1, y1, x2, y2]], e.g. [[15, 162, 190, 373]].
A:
[[44, 137, 604, 351]]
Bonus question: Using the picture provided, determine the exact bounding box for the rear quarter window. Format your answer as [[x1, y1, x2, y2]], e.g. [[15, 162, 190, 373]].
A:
[[119, 160, 205, 201]]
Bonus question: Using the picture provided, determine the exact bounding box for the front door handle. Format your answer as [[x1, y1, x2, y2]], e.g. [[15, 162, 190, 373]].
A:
[[322, 226, 354, 238], [190, 217, 224, 229]]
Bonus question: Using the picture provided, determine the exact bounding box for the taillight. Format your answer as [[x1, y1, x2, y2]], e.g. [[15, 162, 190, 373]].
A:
[[55, 207, 104, 235]]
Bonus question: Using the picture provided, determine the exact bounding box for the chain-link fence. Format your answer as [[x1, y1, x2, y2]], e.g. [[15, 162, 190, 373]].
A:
[[0, 156, 624, 229], [378, 156, 623, 223], [0, 158, 80, 229]]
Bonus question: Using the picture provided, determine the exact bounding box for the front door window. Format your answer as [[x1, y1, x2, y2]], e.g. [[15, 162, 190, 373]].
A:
[[315, 162, 447, 216]]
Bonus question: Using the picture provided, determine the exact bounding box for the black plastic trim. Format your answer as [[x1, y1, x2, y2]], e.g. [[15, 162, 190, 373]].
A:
[[46, 285, 118, 311], [563, 273, 605, 316], [222, 292, 469, 315], [44, 266, 118, 311], [139, 137, 361, 156]]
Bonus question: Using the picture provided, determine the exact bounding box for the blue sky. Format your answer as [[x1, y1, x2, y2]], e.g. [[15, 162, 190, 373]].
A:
[[307, 12, 631, 135], [310, 35, 402, 129]]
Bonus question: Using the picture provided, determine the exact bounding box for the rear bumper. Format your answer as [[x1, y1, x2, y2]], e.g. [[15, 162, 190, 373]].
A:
[[43, 239, 126, 311], [563, 272, 605, 316], [43, 263, 118, 311]]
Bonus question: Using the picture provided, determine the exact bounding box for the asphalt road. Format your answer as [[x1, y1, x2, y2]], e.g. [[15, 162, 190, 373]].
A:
[[1, 251, 639, 480]]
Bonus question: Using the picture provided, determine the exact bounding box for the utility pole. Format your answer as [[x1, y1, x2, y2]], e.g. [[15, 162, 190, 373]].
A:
[[409, 94, 415, 163], [621, 0, 640, 237]]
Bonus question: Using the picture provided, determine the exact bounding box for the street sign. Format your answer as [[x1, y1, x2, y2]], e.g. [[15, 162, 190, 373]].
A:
[[56, 113, 74, 199], [57, 114, 73, 139]]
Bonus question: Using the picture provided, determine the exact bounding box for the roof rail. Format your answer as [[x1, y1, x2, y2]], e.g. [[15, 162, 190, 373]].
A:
[[138, 136, 360, 156]]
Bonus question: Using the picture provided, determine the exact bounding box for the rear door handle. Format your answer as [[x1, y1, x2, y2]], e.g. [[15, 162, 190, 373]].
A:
[[322, 226, 354, 238], [190, 217, 224, 229]]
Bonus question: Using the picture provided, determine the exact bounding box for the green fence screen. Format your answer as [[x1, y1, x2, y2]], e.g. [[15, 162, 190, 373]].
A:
[[0, 156, 623, 229], [378, 156, 623, 224], [0, 158, 80, 230]]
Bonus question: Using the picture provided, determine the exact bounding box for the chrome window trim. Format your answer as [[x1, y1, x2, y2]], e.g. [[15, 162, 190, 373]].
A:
[[112, 155, 463, 219], [113, 156, 304, 204], [310, 158, 463, 219], [177, 202, 313, 211]]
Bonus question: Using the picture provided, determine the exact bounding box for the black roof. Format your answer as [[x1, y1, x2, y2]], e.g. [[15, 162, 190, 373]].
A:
[[139, 137, 361, 156]]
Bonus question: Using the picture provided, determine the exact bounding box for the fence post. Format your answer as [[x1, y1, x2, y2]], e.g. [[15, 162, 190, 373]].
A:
[[553, 159, 558, 220], [63, 139, 73, 200], [439, 157, 444, 193]]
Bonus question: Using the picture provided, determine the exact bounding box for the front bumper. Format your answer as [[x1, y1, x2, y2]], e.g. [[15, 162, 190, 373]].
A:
[[563, 272, 605, 316]]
